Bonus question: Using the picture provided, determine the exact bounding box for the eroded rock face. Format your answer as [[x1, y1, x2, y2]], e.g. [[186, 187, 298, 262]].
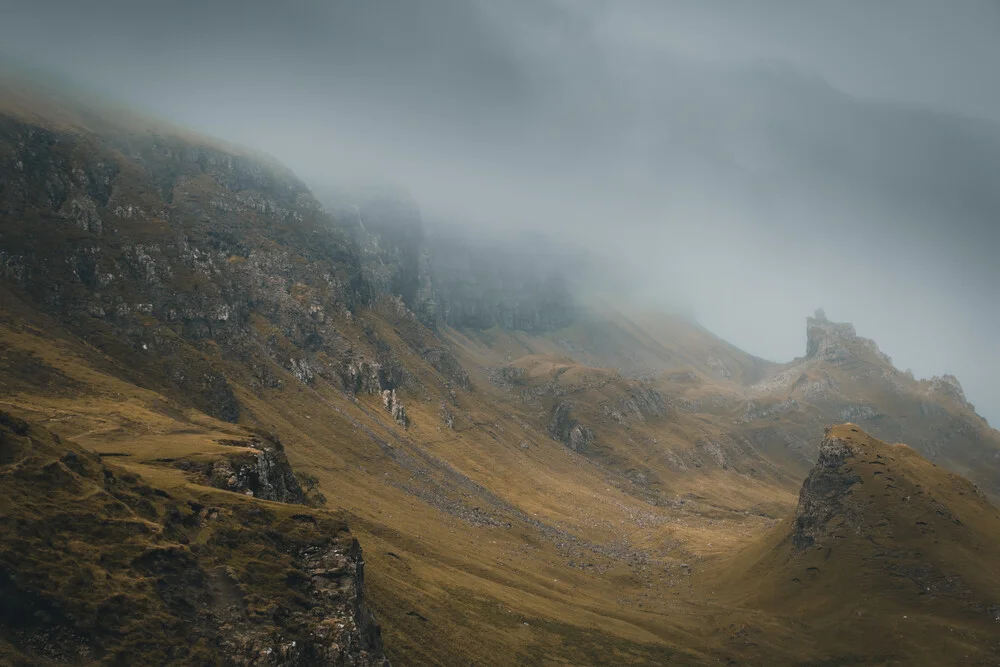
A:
[[733, 311, 1000, 500], [206, 437, 307, 504], [548, 402, 594, 452], [805, 311, 891, 365], [602, 385, 668, 426], [0, 113, 374, 422], [425, 234, 576, 333], [218, 535, 390, 667], [927, 374, 971, 407], [792, 433, 863, 549], [381, 389, 409, 427]]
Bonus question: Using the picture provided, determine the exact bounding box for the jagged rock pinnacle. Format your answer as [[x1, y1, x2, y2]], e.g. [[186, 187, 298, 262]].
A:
[[805, 312, 891, 365], [792, 427, 865, 549]]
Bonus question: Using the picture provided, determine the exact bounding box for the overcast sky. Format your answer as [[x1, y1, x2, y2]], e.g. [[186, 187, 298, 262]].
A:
[[3, 0, 1000, 422]]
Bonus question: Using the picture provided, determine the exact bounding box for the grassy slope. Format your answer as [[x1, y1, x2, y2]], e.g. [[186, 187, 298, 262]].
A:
[[702, 425, 1000, 666], [0, 282, 799, 665]]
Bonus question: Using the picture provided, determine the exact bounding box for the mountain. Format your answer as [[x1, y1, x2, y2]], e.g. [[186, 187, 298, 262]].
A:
[[709, 424, 1000, 666], [1, 70, 1000, 665]]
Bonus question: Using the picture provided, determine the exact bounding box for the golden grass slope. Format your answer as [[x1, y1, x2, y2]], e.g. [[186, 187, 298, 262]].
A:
[[0, 277, 815, 664], [704, 425, 1000, 666]]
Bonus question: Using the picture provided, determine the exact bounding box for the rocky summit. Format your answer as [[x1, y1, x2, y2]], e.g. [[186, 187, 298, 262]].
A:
[[1, 72, 999, 666]]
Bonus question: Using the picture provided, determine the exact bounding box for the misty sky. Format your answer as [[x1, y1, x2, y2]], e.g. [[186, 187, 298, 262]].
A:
[[3, 1, 1000, 423]]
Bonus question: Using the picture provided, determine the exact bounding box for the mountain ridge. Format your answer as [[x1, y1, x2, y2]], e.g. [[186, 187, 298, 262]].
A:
[[2, 75, 1000, 664]]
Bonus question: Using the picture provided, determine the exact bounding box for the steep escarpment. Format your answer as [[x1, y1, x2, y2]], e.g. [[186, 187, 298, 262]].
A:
[[0, 412, 388, 666], [0, 80, 474, 460], [0, 101, 362, 422], [315, 190, 578, 335], [790, 430, 864, 549], [425, 228, 577, 333]]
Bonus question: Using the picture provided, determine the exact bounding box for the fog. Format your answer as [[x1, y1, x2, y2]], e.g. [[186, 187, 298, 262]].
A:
[[3, 0, 1000, 423]]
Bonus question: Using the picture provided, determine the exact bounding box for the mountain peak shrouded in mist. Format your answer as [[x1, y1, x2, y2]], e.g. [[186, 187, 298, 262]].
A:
[[804, 311, 890, 365], [3, 2, 1000, 425]]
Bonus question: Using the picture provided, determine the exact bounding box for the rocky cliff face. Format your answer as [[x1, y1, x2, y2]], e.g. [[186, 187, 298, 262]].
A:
[[0, 95, 443, 427], [0, 413, 389, 666], [805, 309, 892, 365], [792, 429, 864, 549], [425, 232, 576, 333], [733, 312, 1000, 498], [729, 424, 1000, 667], [314, 190, 578, 335], [347, 195, 436, 325], [199, 435, 307, 504]]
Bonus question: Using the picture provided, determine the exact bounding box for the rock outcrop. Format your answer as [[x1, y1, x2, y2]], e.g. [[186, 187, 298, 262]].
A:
[[382, 389, 409, 427], [729, 424, 1000, 666], [206, 436, 307, 503], [805, 309, 891, 365], [0, 413, 390, 666], [792, 429, 864, 549], [736, 312, 1000, 499], [548, 402, 594, 452]]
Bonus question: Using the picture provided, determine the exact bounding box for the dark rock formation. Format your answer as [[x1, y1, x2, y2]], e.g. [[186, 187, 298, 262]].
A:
[[207, 436, 307, 504], [348, 195, 435, 325], [0, 108, 372, 421], [548, 402, 594, 452], [425, 232, 576, 333], [792, 431, 863, 549]]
